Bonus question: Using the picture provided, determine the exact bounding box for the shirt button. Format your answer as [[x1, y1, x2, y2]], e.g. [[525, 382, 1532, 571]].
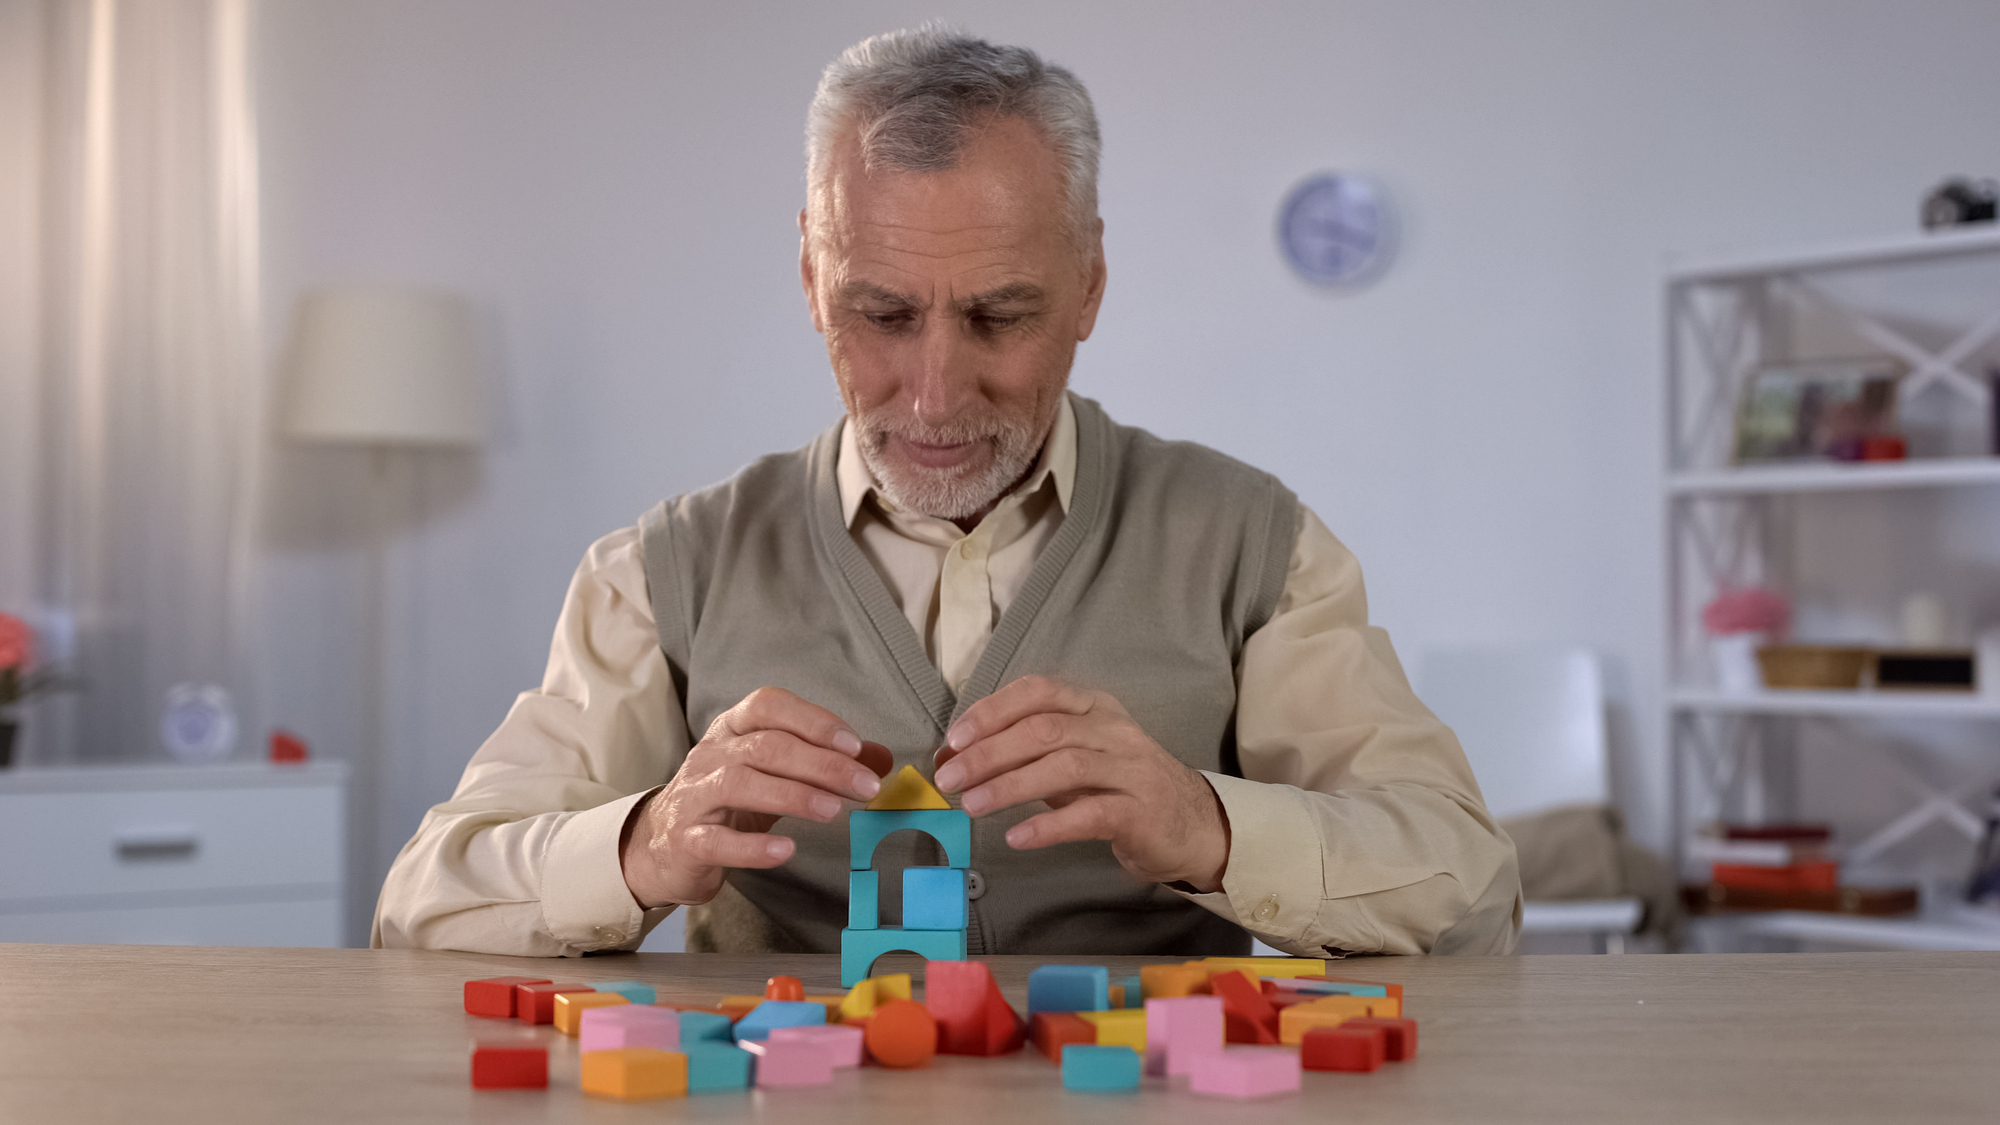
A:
[[1253, 895, 1281, 924], [965, 870, 986, 900], [596, 926, 625, 944]]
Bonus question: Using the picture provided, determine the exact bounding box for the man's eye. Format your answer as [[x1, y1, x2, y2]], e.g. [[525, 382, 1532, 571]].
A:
[[864, 312, 914, 330], [971, 314, 1020, 332]]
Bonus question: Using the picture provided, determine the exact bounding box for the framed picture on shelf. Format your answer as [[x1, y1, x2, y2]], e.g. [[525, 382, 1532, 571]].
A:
[[1731, 358, 1902, 464]]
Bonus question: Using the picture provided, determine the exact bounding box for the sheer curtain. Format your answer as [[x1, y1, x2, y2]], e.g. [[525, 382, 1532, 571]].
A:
[[0, 0, 262, 765]]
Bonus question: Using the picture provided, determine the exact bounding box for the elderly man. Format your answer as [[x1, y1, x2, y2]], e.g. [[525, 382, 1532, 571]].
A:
[[375, 28, 1519, 959]]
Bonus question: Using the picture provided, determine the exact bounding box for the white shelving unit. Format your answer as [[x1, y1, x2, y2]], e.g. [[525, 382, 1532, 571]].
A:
[[1663, 227, 2000, 952]]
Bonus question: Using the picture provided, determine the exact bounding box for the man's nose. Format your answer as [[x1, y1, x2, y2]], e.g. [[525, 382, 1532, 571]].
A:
[[908, 314, 977, 426]]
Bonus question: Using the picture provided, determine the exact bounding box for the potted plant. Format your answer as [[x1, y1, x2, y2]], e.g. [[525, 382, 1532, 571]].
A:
[[0, 613, 70, 769]]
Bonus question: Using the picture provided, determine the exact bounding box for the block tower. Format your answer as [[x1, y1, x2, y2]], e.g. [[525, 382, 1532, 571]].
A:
[[841, 765, 971, 986]]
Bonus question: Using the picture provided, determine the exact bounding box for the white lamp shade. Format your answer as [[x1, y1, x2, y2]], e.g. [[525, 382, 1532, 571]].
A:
[[281, 288, 485, 447]]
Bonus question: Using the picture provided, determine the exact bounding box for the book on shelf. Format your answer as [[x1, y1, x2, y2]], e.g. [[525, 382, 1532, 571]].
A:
[[1682, 882, 1919, 917]]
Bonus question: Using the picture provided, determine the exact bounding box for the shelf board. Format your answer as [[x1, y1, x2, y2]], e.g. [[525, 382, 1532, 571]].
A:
[[1671, 688, 2000, 720], [1667, 225, 2000, 284], [1696, 910, 2000, 952], [1666, 458, 2000, 496]]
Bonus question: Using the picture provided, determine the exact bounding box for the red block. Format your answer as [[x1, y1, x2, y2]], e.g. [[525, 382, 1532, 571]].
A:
[[765, 975, 805, 1002], [1344, 1017, 1417, 1061], [470, 1044, 548, 1089], [1301, 1024, 1386, 1073], [516, 982, 594, 1025], [463, 976, 551, 1019], [1029, 1011, 1097, 1063], [925, 961, 1025, 1056], [1210, 970, 1279, 1044]]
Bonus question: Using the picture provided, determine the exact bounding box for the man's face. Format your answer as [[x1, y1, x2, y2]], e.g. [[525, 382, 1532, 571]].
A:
[[801, 115, 1107, 523]]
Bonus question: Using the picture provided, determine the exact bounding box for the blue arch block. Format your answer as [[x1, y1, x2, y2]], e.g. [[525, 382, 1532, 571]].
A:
[[848, 809, 971, 870], [840, 925, 967, 987]]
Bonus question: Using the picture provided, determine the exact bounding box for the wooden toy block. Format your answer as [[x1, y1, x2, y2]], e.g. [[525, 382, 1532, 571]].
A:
[[469, 1043, 547, 1089], [1031, 1011, 1097, 1063], [1139, 964, 1210, 1000], [1061, 1044, 1141, 1092], [866, 764, 951, 810], [1301, 1023, 1386, 1072], [765, 975, 805, 1002], [742, 1036, 835, 1087], [1190, 1047, 1303, 1097], [1209, 970, 1280, 1044], [847, 808, 972, 870], [587, 980, 656, 1005], [839, 924, 967, 986], [1144, 995, 1224, 1077], [804, 995, 848, 1020], [849, 869, 880, 930], [683, 1041, 755, 1092], [516, 982, 594, 1025], [1076, 1008, 1146, 1051], [1342, 1016, 1417, 1061], [872, 973, 912, 1001], [463, 976, 549, 1019], [1027, 964, 1110, 1015], [926, 960, 1025, 1056], [902, 866, 967, 930], [580, 1004, 679, 1053], [1193, 956, 1329, 980], [839, 978, 876, 1020], [1268, 976, 1390, 998], [717, 995, 764, 1021], [1277, 995, 1400, 1044], [731, 999, 826, 1043], [770, 1023, 865, 1067], [1122, 975, 1143, 1005], [1108, 984, 1124, 1009], [677, 1010, 734, 1043], [554, 991, 630, 1036], [863, 998, 937, 1069], [579, 1047, 687, 1100]]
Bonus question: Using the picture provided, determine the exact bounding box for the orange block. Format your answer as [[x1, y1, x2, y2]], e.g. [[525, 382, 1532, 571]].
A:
[[1030, 1012, 1096, 1063], [717, 996, 762, 1021], [579, 1048, 686, 1100], [1277, 994, 1401, 1045], [553, 992, 629, 1036], [804, 995, 848, 1020], [1140, 964, 1210, 1000], [864, 999, 936, 1069], [1209, 970, 1280, 1044], [765, 976, 805, 1002]]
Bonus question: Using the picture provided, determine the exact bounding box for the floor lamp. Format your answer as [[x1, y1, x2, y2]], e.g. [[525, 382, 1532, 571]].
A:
[[280, 288, 485, 947]]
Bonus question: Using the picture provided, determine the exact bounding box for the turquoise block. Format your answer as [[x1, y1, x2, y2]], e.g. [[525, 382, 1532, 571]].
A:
[[1028, 964, 1109, 1014], [1121, 975, 1143, 1007], [586, 980, 655, 1005], [677, 1010, 733, 1043], [848, 808, 971, 870], [684, 1041, 755, 1092], [849, 869, 879, 930], [839, 925, 967, 987], [1062, 1044, 1141, 1091], [1283, 978, 1388, 997], [731, 1000, 825, 1043], [902, 867, 966, 930]]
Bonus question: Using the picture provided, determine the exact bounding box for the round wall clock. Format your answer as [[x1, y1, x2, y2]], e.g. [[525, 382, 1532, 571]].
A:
[[1276, 172, 1395, 288]]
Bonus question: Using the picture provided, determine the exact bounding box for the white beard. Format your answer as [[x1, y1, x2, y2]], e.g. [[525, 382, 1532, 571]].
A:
[[851, 406, 1045, 521]]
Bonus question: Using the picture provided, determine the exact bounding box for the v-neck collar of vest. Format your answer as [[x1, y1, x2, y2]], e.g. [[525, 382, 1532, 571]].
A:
[[808, 392, 1109, 734]]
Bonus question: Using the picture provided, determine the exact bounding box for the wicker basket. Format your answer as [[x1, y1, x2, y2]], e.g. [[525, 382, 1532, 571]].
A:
[[1755, 644, 1872, 690]]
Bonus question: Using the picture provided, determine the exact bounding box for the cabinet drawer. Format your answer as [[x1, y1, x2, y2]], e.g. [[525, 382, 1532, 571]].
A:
[[0, 896, 340, 947], [0, 786, 342, 901]]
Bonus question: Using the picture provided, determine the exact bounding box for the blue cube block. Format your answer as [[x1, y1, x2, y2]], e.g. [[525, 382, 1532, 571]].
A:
[[586, 980, 656, 1005], [1062, 1044, 1141, 1091], [901, 866, 966, 930], [1028, 964, 1110, 1015], [684, 1041, 755, 1092], [1121, 975, 1143, 1008], [677, 1010, 734, 1043], [849, 869, 879, 930], [731, 999, 826, 1043]]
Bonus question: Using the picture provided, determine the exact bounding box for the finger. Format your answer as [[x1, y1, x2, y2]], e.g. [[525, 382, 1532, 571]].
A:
[[938, 708, 1101, 797], [678, 822, 796, 867], [944, 675, 1094, 753], [732, 730, 882, 802], [714, 685, 864, 756], [708, 760, 853, 824], [1001, 796, 1121, 850], [959, 745, 1112, 817]]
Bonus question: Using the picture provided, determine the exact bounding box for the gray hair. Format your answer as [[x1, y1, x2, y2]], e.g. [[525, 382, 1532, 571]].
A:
[[806, 26, 1102, 250]]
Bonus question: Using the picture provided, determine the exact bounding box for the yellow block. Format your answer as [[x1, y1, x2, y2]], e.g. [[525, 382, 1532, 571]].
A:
[[1276, 995, 1401, 1045], [865, 765, 951, 810], [1077, 1009, 1146, 1051], [839, 979, 876, 1020], [553, 991, 629, 1036], [580, 1048, 687, 1100], [1140, 964, 1211, 1000], [1194, 956, 1329, 980], [871, 973, 913, 1002]]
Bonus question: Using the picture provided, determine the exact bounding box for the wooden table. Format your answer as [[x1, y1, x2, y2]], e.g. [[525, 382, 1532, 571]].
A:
[[3, 945, 1994, 1123]]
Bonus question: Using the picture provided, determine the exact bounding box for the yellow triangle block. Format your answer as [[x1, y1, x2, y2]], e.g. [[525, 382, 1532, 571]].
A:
[[866, 765, 950, 810]]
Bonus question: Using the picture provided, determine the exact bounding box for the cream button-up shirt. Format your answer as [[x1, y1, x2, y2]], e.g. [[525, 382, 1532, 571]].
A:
[[374, 398, 1520, 957]]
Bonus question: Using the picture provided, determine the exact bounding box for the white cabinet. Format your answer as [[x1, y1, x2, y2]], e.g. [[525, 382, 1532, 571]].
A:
[[0, 763, 346, 946]]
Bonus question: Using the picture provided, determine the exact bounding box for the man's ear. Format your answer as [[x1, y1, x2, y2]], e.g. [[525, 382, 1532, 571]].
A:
[[1075, 217, 1107, 343], [799, 208, 826, 335]]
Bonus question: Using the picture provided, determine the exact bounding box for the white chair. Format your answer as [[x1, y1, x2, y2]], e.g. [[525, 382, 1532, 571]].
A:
[[1415, 647, 1644, 953]]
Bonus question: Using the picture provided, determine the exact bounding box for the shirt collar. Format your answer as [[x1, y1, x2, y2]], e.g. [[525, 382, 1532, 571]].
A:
[[837, 394, 1076, 529]]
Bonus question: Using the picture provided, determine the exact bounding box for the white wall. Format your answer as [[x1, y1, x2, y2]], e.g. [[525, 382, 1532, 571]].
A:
[[254, 0, 2000, 943]]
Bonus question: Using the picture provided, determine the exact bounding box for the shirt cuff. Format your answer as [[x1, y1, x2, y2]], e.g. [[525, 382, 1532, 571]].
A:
[[539, 787, 657, 952], [1177, 772, 1325, 950]]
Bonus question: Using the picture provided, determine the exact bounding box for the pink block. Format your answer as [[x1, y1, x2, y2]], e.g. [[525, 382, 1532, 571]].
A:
[[1189, 1048, 1302, 1098], [578, 1005, 680, 1053], [1145, 996, 1225, 1077], [741, 1037, 835, 1087], [768, 1024, 865, 1068]]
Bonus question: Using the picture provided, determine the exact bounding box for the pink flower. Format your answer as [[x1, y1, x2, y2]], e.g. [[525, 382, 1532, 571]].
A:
[[0, 613, 30, 671], [1702, 587, 1790, 637]]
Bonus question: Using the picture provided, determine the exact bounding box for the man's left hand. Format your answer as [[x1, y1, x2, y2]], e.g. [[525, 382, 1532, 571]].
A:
[[932, 675, 1231, 892]]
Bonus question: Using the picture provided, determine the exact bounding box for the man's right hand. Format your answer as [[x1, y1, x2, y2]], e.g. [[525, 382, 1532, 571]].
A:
[[619, 686, 888, 909]]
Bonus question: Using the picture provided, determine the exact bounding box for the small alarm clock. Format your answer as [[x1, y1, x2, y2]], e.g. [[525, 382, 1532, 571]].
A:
[[162, 682, 238, 764], [1276, 172, 1395, 288]]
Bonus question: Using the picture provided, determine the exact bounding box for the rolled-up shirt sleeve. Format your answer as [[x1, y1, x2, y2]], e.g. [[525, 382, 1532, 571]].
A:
[[1176, 504, 1522, 956], [372, 526, 689, 956]]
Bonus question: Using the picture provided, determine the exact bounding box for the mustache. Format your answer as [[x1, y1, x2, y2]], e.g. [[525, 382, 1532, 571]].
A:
[[856, 412, 1030, 450]]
